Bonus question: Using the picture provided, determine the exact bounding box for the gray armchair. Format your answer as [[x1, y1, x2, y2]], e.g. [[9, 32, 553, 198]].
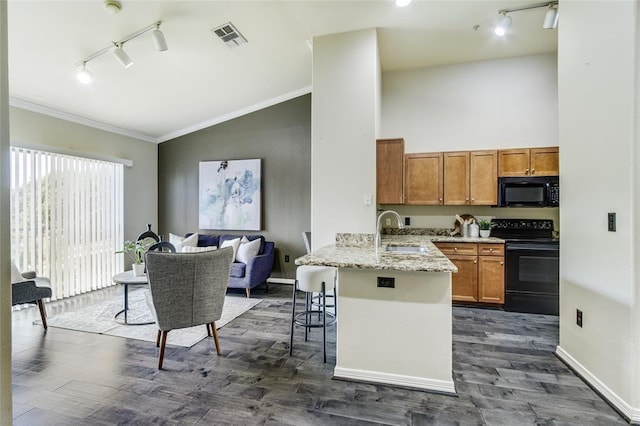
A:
[[11, 262, 52, 330], [144, 247, 234, 369]]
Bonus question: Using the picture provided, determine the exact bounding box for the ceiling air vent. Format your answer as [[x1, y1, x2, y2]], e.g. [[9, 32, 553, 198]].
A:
[[211, 22, 248, 48]]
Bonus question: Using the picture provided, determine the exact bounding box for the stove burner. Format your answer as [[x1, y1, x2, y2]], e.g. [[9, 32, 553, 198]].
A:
[[490, 219, 555, 241]]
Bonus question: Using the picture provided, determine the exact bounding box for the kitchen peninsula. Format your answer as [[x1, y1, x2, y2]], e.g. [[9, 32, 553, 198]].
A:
[[295, 233, 459, 394]]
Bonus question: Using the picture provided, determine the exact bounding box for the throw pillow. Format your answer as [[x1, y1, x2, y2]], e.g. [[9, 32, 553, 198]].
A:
[[170, 232, 199, 252], [236, 237, 261, 264], [181, 245, 217, 253], [10, 262, 23, 284], [221, 237, 241, 261]]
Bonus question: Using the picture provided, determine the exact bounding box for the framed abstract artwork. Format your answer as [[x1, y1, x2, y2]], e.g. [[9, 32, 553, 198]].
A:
[[199, 159, 261, 230]]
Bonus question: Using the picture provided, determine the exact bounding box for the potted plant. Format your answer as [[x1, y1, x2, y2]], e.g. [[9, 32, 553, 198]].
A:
[[478, 219, 492, 238], [116, 238, 155, 276]]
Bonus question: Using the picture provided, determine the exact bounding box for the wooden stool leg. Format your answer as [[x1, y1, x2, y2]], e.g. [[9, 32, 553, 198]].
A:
[[245, 288, 251, 298], [156, 330, 161, 347], [206, 323, 212, 337], [158, 330, 169, 369], [37, 299, 48, 330], [211, 322, 221, 355]]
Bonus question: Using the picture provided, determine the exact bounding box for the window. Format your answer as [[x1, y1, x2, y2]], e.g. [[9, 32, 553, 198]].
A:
[[10, 147, 124, 300]]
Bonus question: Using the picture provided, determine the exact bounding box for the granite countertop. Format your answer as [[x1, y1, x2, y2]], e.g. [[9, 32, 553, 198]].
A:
[[294, 233, 506, 273]]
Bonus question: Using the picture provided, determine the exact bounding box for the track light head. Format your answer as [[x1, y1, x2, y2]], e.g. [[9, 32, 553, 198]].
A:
[[77, 63, 93, 84], [152, 24, 168, 51], [543, 5, 559, 29], [113, 43, 133, 68], [494, 13, 512, 37]]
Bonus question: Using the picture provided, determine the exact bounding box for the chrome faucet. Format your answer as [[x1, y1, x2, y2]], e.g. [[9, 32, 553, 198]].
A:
[[375, 210, 404, 256]]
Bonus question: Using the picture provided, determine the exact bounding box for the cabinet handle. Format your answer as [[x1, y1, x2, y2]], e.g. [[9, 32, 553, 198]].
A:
[[454, 247, 457, 251], [466, 197, 469, 201], [471, 198, 475, 201], [525, 168, 529, 175], [531, 168, 535, 174], [500, 261, 504, 265], [439, 198, 443, 201], [489, 248, 493, 252], [474, 260, 477, 264]]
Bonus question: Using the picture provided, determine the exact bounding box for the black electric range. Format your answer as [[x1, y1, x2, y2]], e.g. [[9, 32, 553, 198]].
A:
[[490, 219, 559, 315]]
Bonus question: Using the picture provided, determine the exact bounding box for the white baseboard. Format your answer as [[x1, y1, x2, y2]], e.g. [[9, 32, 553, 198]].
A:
[[556, 345, 640, 423], [333, 366, 456, 395]]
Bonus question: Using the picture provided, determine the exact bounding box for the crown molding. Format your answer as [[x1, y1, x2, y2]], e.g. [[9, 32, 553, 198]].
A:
[[9, 97, 158, 143], [156, 86, 312, 143]]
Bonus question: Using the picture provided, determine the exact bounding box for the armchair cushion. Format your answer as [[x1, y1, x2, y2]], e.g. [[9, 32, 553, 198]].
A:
[[229, 262, 247, 278], [236, 237, 261, 264], [10, 262, 24, 284]]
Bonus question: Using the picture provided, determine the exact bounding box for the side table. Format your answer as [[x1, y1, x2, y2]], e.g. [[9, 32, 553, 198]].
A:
[[112, 270, 153, 325]]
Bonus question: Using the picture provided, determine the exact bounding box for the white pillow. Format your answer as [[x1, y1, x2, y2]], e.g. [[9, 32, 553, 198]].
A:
[[236, 237, 261, 264], [10, 262, 24, 284], [221, 237, 241, 261], [181, 245, 217, 253], [170, 233, 198, 252]]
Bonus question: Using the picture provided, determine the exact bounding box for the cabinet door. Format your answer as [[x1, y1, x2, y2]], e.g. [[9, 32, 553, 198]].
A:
[[478, 256, 504, 303], [376, 139, 404, 204], [469, 150, 497, 205], [530, 147, 559, 176], [449, 255, 478, 302], [405, 153, 443, 205], [498, 149, 530, 177], [443, 151, 470, 205]]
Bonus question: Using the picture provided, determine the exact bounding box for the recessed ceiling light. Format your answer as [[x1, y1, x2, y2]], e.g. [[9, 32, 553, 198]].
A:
[[395, 0, 412, 7]]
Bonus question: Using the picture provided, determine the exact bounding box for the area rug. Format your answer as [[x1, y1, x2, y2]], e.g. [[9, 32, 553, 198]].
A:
[[45, 289, 262, 347]]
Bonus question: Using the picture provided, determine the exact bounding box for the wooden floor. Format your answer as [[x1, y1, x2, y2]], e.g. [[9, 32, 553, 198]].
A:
[[10, 283, 626, 425]]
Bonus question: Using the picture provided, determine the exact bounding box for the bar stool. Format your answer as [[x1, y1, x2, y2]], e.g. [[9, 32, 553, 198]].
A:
[[289, 265, 337, 363]]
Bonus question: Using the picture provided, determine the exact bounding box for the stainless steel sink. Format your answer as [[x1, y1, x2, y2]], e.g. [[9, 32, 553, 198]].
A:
[[384, 245, 429, 254]]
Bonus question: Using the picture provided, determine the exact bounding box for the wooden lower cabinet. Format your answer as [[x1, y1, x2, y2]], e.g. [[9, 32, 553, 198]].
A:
[[435, 242, 504, 304], [447, 255, 478, 302]]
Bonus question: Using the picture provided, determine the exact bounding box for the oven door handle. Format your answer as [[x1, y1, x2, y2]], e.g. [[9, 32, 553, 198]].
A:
[[506, 243, 559, 251]]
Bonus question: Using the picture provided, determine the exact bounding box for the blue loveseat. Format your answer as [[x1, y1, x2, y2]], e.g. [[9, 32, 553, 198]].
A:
[[186, 233, 275, 297]]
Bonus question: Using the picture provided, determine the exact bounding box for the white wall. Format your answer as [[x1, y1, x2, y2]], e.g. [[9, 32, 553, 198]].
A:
[[9, 108, 158, 246], [311, 29, 380, 249], [382, 54, 558, 153], [556, 1, 639, 418]]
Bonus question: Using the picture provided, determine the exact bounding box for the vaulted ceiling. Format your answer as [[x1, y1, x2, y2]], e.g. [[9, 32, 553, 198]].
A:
[[7, 1, 558, 143]]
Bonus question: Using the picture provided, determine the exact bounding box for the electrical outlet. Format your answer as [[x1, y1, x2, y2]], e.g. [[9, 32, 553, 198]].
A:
[[608, 213, 616, 232], [284, 255, 290, 263], [404, 217, 411, 226], [576, 309, 583, 327], [377, 277, 395, 288]]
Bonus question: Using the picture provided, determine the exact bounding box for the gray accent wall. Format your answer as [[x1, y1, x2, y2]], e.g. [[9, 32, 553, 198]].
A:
[[157, 94, 311, 279]]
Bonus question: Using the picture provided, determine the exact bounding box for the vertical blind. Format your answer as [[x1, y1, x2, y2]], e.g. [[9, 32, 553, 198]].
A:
[[10, 147, 124, 300]]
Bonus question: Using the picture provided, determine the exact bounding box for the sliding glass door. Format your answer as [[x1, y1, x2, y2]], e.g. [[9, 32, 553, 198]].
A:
[[10, 147, 124, 300]]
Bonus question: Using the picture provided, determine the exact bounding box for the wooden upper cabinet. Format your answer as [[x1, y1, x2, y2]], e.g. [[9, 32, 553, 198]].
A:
[[443, 152, 470, 205], [530, 147, 559, 176], [376, 139, 404, 204], [469, 150, 497, 205], [498, 149, 530, 177], [405, 153, 443, 205], [499, 147, 559, 177], [443, 150, 497, 206]]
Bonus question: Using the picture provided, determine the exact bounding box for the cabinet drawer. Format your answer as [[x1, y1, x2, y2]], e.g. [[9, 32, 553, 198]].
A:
[[434, 242, 478, 256], [478, 244, 504, 256]]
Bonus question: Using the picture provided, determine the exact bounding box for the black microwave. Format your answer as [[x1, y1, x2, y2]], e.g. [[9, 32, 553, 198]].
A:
[[498, 176, 559, 207]]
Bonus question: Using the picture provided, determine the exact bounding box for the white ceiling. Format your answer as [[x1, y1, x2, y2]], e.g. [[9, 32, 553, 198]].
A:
[[7, 0, 558, 143]]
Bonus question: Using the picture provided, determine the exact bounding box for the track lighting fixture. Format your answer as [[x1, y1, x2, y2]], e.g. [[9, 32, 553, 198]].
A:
[[494, 1, 559, 36], [494, 13, 512, 37], [543, 5, 559, 29], [75, 21, 168, 84], [77, 63, 93, 84], [151, 22, 168, 51], [113, 43, 133, 68]]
